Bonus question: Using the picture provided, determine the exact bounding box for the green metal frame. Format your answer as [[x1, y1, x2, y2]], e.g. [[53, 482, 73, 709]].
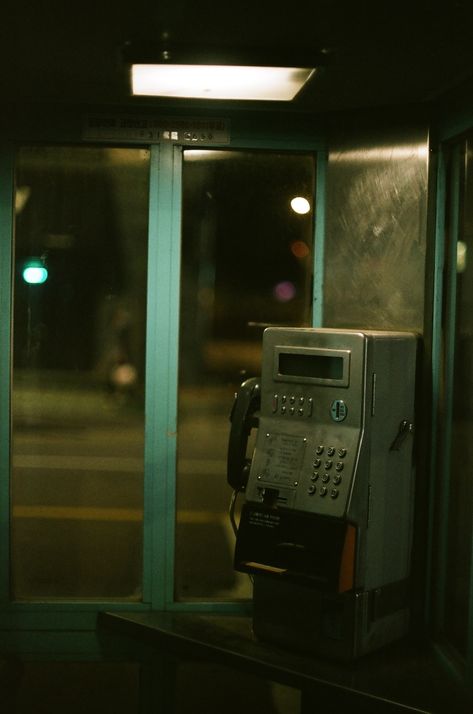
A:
[[0, 117, 326, 642], [430, 134, 473, 687], [432, 145, 462, 632], [425, 146, 446, 629], [313, 149, 327, 327], [0, 142, 14, 608]]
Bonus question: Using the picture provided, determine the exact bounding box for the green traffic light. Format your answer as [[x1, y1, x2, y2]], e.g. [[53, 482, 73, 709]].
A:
[[22, 259, 48, 285]]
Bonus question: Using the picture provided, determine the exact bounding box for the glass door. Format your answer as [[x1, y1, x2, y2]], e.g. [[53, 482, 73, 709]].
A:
[[11, 146, 150, 600], [2, 138, 320, 618], [175, 148, 317, 601]]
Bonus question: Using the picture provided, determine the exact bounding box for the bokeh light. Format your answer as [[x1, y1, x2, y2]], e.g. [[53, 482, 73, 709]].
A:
[[290, 196, 311, 215], [273, 281, 296, 302], [22, 261, 48, 285], [290, 240, 310, 259]]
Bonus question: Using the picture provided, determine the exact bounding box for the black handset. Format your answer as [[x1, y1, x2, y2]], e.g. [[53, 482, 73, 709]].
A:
[[227, 377, 261, 491]]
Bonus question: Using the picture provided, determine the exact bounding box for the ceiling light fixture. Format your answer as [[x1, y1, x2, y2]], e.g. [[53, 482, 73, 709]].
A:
[[132, 64, 315, 101], [123, 42, 321, 101]]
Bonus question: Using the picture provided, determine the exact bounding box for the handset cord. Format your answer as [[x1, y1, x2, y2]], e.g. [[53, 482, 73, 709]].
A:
[[229, 489, 254, 585], [229, 489, 239, 537]]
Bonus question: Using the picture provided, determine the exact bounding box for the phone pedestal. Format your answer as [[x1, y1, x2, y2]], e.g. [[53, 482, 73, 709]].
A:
[[253, 575, 410, 662]]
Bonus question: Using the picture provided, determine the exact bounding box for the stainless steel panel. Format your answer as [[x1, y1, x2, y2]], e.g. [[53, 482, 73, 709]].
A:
[[323, 125, 429, 331]]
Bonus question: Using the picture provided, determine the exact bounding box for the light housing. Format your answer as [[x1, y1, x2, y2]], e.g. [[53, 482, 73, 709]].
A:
[[124, 42, 322, 101], [131, 64, 315, 101]]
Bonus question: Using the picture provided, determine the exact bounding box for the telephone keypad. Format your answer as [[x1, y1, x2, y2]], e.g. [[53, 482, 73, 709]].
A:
[[303, 445, 350, 507]]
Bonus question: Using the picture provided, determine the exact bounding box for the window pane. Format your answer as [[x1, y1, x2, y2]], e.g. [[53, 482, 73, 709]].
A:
[[11, 146, 149, 599], [444, 137, 473, 654], [176, 149, 315, 600]]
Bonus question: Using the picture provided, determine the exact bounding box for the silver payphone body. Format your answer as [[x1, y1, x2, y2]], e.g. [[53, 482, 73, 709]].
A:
[[229, 327, 417, 660]]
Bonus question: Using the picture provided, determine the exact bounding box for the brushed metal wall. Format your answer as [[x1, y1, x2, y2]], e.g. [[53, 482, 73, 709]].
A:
[[323, 124, 429, 332]]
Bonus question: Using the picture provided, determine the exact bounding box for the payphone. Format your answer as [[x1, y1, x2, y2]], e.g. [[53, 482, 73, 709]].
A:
[[228, 327, 417, 660]]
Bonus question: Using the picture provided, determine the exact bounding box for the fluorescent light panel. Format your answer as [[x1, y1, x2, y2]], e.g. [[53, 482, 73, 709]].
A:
[[131, 64, 315, 101]]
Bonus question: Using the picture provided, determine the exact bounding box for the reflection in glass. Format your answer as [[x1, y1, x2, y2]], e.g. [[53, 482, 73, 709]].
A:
[[11, 146, 149, 599], [176, 149, 316, 600], [444, 137, 473, 655]]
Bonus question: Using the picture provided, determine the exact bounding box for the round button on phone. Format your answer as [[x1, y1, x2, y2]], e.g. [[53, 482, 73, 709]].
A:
[[322, 473, 330, 483], [308, 485, 316, 495], [338, 448, 347, 458], [313, 458, 321, 468], [327, 447, 336, 457], [319, 486, 328, 497], [333, 474, 342, 485], [316, 445, 324, 455], [311, 472, 319, 481], [330, 488, 339, 499]]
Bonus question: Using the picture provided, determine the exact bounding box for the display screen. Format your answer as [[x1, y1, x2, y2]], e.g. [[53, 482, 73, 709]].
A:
[[278, 352, 344, 380]]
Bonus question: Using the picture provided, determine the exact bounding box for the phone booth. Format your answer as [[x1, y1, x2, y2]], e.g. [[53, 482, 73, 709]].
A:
[[228, 327, 417, 660]]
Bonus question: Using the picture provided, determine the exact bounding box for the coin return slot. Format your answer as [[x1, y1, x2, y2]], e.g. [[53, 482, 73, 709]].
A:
[[258, 487, 287, 506]]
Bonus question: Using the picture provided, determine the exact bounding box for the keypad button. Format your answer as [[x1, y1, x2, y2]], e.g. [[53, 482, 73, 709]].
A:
[[311, 472, 319, 482], [307, 398, 313, 416], [289, 407, 295, 415], [330, 488, 339, 499], [299, 396, 305, 405], [322, 473, 330, 483], [333, 474, 342, 485], [327, 447, 336, 457], [290, 395, 296, 405], [313, 458, 321, 468], [281, 395, 287, 404], [324, 460, 333, 470], [319, 486, 328, 497], [298, 408, 304, 416], [316, 445, 324, 455], [308, 485, 316, 495], [338, 448, 347, 458], [281, 406, 286, 414], [335, 462, 344, 472]]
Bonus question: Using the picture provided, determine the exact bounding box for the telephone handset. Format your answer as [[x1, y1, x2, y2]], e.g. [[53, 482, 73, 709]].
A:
[[227, 377, 261, 492]]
